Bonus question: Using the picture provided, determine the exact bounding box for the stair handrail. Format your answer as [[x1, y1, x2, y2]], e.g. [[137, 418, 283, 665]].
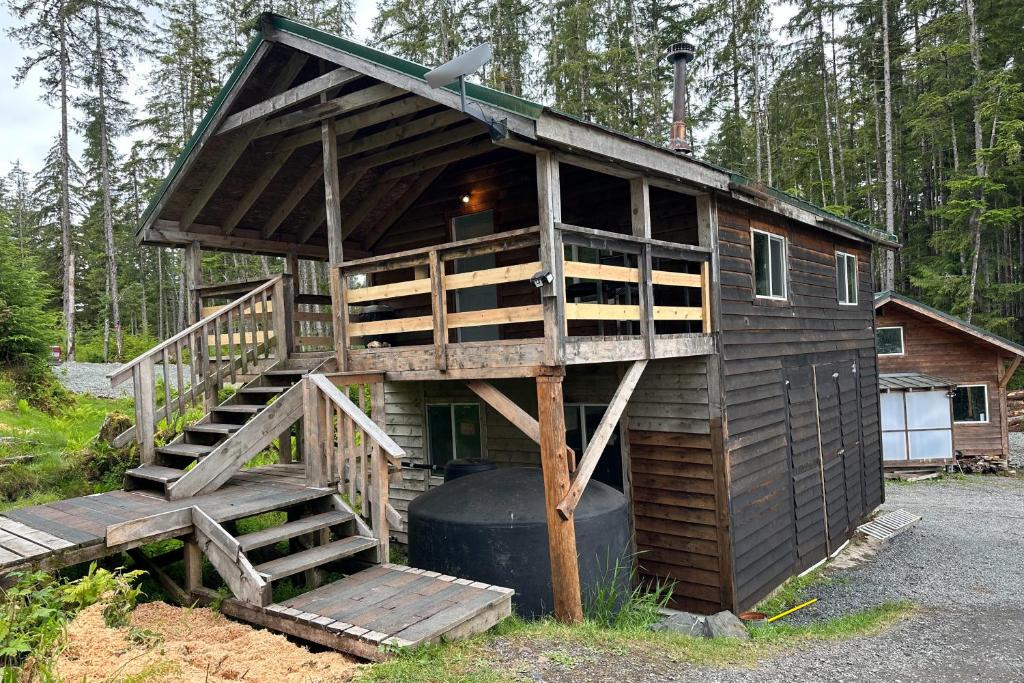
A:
[[109, 274, 288, 465], [305, 373, 403, 562]]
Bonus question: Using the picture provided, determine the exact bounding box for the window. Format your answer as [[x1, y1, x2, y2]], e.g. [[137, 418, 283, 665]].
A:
[[564, 404, 623, 491], [836, 251, 858, 305], [953, 385, 988, 423], [876, 327, 904, 355], [426, 403, 483, 469], [752, 229, 787, 299]]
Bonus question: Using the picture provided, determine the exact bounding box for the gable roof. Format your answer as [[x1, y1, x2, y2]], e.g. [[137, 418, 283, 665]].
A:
[[138, 13, 899, 253], [874, 291, 1024, 358]]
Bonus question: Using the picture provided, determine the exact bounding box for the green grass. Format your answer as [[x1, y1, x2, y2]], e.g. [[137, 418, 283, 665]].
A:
[[358, 601, 914, 682], [0, 377, 131, 509], [754, 568, 829, 617]]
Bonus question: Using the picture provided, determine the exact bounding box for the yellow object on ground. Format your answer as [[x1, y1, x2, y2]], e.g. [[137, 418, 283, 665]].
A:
[[767, 598, 818, 623]]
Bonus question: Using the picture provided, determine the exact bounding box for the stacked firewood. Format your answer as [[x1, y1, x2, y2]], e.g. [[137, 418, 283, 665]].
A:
[[1009, 389, 1024, 431]]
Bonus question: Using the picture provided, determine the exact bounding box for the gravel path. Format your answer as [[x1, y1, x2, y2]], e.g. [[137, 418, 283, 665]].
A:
[[1009, 431, 1023, 470], [53, 361, 179, 399]]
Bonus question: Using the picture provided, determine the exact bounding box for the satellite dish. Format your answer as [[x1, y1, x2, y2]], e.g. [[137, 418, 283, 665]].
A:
[[425, 43, 493, 89]]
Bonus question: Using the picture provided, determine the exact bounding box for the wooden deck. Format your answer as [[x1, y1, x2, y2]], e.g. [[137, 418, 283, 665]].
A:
[[0, 464, 513, 659]]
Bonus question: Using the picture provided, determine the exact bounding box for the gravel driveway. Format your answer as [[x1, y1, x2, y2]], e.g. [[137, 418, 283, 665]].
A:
[[1009, 431, 1023, 470], [682, 476, 1024, 682], [53, 361, 179, 399]]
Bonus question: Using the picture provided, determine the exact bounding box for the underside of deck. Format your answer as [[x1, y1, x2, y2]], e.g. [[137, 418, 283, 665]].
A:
[[0, 465, 512, 659]]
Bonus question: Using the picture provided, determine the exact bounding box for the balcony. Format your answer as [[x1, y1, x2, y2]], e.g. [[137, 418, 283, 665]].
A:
[[333, 224, 714, 379]]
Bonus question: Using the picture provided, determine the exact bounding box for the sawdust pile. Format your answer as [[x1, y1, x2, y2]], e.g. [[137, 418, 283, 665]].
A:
[[56, 601, 360, 683]]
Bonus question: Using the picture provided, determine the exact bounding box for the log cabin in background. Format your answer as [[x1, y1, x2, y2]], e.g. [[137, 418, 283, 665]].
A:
[[0, 14, 898, 655], [874, 291, 1024, 470]]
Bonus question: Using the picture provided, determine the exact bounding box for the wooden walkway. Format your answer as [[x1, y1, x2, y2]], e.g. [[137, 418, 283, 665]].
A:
[[0, 464, 326, 572], [0, 464, 513, 659]]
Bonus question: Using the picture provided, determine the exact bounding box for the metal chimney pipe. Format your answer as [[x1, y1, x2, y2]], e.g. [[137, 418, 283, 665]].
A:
[[666, 41, 695, 154]]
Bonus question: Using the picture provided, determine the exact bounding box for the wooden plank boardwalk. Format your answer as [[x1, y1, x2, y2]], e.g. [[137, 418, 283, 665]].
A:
[[0, 464, 514, 659]]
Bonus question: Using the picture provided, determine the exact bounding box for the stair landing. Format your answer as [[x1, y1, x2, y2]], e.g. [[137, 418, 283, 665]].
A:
[[220, 564, 513, 661]]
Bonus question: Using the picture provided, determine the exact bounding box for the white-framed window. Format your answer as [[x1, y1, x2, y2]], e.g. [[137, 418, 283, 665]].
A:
[[836, 251, 858, 305], [752, 229, 787, 299], [876, 326, 904, 356], [953, 384, 989, 423], [426, 403, 483, 469], [564, 403, 623, 491]]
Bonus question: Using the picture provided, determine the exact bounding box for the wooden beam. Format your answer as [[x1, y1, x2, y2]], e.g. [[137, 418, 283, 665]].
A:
[[261, 158, 324, 238], [338, 109, 466, 160], [536, 375, 582, 624], [256, 83, 403, 139], [222, 148, 294, 234], [378, 137, 493, 182], [557, 360, 646, 519], [467, 380, 540, 443], [322, 114, 348, 370], [630, 176, 651, 238], [217, 67, 359, 135], [1000, 355, 1021, 389], [184, 240, 202, 325], [536, 150, 565, 366], [362, 165, 447, 250], [148, 221, 336, 260], [178, 54, 309, 232], [339, 179, 401, 240], [350, 123, 483, 172], [278, 96, 436, 151]]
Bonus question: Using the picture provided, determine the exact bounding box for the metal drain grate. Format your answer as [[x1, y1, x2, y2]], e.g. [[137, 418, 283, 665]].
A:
[[857, 509, 921, 541]]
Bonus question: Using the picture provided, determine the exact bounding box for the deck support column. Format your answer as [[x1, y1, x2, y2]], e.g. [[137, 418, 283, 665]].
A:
[[184, 240, 202, 326], [536, 373, 582, 624], [536, 151, 565, 366], [322, 115, 348, 371]]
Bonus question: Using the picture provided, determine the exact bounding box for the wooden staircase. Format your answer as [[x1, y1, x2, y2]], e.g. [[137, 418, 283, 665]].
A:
[[124, 357, 330, 497], [188, 491, 379, 607]]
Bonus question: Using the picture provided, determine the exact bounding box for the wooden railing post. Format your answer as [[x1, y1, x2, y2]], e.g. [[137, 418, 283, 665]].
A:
[[371, 381, 389, 563], [302, 377, 327, 487], [638, 243, 655, 358], [429, 250, 447, 371], [134, 359, 155, 464], [272, 276, 289, 362], [537, 151, 565, 366], [700, 260, 711, 334]]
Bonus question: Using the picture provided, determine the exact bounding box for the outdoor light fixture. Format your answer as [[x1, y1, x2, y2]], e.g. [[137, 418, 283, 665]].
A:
[[461, 194, 471, 204], [531, 270, 554, 288], [424, 43, 508, 140]]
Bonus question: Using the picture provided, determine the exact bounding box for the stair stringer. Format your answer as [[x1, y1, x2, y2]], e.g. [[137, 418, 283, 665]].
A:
[[191, 506, 271, 606], [166, 383, 305, 500]]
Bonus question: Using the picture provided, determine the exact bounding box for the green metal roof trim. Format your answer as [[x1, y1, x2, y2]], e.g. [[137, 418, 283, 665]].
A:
[[137, 35, 265, 233], [263, 14, 546, 121], [874, 290, 1024, 357]]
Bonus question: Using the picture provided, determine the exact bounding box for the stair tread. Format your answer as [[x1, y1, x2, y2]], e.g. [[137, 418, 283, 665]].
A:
[[237, 386, 290, 393], [157, 442, 215, 457], [255, 536, 378, 581], [262, 369, 307, 376], [186, 422, 242, 435], [125, 464, 185, 484], [237, 510, 355, 552], [214, 404, 265, 413]]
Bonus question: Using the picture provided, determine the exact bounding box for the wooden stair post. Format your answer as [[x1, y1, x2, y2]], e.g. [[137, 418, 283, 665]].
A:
[[535, 373, 582, 624]]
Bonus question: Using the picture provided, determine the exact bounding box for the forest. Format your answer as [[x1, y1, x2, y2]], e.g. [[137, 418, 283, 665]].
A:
[[2, 0, 1022, 365]]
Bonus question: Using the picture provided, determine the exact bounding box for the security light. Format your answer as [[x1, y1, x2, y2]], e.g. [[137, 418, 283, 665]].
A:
[[531, 270, 554, 288]]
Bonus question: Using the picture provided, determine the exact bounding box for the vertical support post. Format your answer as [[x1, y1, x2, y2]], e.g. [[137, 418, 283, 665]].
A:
[[134, 360, 155, 464], [536, 151, 565, 367], [638, 244, 655, 358], [271, 276, 289, 362], [696, 194, 720, 334], [629, 177, 651, 238], [536, 373, 582, 624], [700, 260, 711, 334], [184, 240, 202, 325], [371, 381, 389, 563], [322, 116, 347, 370], [429, 250, 448, 371], [303, 378, 326, 487], [183, 537, 203, 596]]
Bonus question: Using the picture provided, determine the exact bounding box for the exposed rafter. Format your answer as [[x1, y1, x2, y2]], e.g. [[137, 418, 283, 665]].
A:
[[347, 122, 482, 173], [337, 110, 466, 161], [339, 179, 401, 240], [222, 148, 294, 234], [297, 170, 366, 243], [278, 96, 436, 151], [217, 66, 358, 136], [255, 83, 402, 139], [379, 137, 493, 182], [261, 159, 324, 238], [361, 165, 446, 250]]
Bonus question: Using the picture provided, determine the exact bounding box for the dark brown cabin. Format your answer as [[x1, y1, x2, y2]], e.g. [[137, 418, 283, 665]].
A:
[[0, 14, 898, 655], [874, 292, 1024, 468]]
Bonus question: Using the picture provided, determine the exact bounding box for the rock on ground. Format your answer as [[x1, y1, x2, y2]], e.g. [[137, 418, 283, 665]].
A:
[[1009, 431, 1023, 470]]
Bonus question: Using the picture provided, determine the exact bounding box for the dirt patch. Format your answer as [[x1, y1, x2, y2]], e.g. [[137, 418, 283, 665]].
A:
[[56, 602, 360, 683]]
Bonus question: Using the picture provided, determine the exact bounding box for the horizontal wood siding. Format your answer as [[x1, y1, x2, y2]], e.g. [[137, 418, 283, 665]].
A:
[[876, 306, 1009, 460], [627, 357, 726, 613], [716, 200, 883, 610]]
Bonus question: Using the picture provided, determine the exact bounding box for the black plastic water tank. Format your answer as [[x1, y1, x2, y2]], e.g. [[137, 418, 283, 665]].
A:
[[443, 458, 497, 482], [408, 467, 630, 618]]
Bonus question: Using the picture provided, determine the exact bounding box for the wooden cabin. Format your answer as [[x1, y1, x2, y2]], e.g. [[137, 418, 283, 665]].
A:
[[0, 14, 896, 653], [875, 292, 1024, 469]]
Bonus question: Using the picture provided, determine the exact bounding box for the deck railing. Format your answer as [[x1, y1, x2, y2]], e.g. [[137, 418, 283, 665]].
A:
[[303, 372, 403, 561], [333, 224, 711, 370], [110, 275, 290, 463]]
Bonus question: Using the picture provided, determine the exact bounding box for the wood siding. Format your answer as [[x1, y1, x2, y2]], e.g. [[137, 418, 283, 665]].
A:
[[626, 357, 730, 614], [715, 200, 883, 611], [876, 305, 1011, 461]]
